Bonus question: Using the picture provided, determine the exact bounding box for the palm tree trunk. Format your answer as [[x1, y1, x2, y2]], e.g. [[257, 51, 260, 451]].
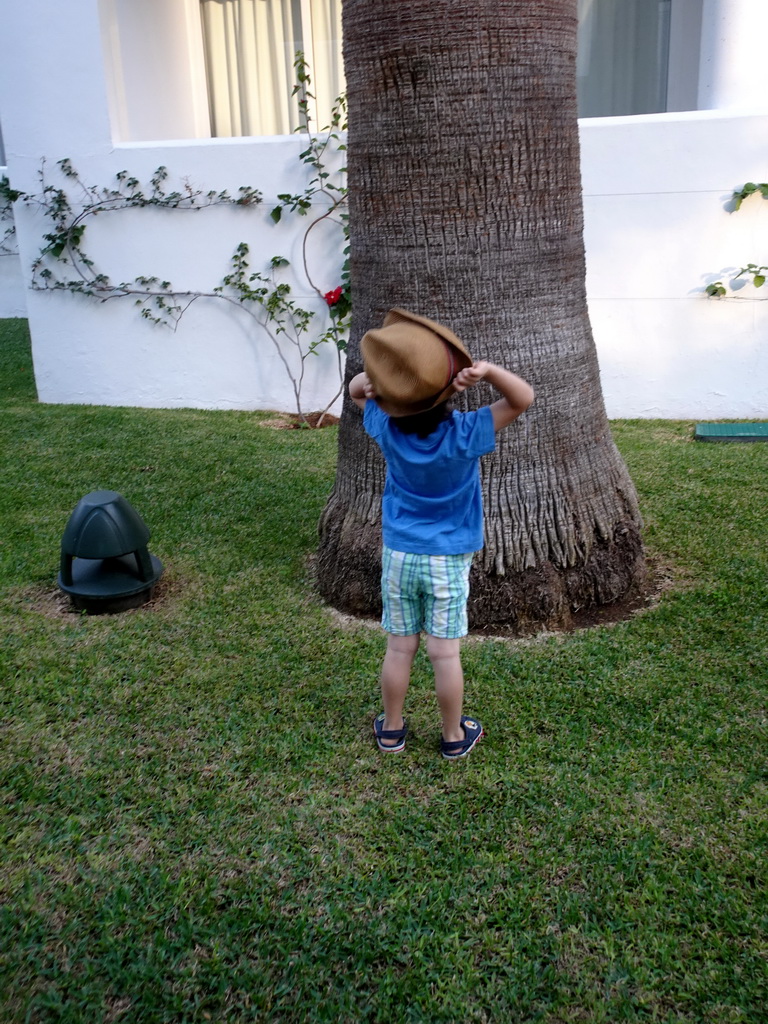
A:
[[317, 0, 646, 633]]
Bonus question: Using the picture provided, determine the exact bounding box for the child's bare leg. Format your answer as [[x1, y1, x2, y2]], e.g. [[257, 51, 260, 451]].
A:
[[379, 633, 420, 744], [426, 635, 465, 743]]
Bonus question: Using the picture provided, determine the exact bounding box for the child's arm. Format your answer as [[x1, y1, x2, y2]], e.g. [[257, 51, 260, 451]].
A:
[[349, 371, 376, 410], [453, 361, 534, 432]]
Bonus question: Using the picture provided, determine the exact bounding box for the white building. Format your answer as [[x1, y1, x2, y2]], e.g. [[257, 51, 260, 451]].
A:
[[0, 0, 766, 417]]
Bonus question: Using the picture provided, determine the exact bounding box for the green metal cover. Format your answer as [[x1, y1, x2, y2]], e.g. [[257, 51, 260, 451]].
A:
[[694, 423, 768, 442]]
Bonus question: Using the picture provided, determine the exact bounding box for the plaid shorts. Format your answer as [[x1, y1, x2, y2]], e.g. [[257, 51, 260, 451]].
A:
[[381, 546, 474, 639]]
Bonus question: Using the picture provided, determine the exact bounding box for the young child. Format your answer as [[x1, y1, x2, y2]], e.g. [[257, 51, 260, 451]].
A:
[[349, 308, 534, 759]]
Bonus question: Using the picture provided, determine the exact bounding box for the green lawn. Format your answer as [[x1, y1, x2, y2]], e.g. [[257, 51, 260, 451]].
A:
[[1, 318, 766, 1023]]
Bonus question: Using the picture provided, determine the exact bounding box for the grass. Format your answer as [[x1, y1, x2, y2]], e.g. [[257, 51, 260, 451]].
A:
[[1, 317, 767, 1023]]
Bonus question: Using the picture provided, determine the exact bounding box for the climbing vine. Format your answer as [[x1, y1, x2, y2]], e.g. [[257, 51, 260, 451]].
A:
[[29, 159, 263, 324], [0, 176, 21, 257], [0, 55, 349, 425], [706, 182, 767, 297], [272, 54, 351, 334]]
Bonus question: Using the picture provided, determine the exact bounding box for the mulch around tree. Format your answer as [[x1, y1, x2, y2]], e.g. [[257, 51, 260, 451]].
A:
[[261, 412, 340, 429]]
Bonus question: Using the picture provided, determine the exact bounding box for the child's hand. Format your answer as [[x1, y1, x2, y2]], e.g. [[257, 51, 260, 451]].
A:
[[349, 371, 377, 409], [452, 361, 490, 393]]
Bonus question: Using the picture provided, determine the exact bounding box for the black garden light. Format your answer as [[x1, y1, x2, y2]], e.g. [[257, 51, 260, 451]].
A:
[[58, 490, 163, 614]]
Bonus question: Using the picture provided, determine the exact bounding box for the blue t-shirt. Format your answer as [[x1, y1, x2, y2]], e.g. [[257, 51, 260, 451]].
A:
[[364, 401, 496, 555]]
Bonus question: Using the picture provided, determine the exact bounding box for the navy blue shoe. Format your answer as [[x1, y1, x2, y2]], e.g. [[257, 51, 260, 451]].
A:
[[441, 717, 483, 759], [374, 714, 408, 753]]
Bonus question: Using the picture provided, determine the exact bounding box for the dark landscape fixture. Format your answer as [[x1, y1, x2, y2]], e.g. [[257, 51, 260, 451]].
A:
[[58, 490, 163, 614]]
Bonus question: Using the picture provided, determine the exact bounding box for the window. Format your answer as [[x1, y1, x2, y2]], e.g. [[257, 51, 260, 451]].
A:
[[200, 0, 344, 137], [197, 0, 703, 138], [576, 0, 703, 118], [577, 0, 673, 117]]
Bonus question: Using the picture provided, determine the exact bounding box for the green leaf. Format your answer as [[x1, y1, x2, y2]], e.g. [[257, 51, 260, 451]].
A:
[[270, 206, 282, 224], [754, 275, 765, 288]]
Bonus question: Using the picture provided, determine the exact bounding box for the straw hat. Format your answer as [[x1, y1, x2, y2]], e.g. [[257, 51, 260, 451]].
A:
[[360, 308, 473, 416]]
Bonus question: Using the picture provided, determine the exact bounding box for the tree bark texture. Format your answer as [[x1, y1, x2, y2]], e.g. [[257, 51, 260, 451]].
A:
[[317, 0, 646, 633]]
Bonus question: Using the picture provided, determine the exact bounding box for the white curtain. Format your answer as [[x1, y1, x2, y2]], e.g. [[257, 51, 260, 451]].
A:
[[301, 0, 344, 125], [577, 0, 672, 117], [200, 0, 344, 137]]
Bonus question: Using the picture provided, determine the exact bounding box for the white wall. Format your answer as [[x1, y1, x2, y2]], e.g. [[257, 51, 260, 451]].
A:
[[14, 137, 347, 412], [0, 1, 345, 413], [0, 1, 766, 418], [582, 110, 768, 418], [698, 0, 768, 110]]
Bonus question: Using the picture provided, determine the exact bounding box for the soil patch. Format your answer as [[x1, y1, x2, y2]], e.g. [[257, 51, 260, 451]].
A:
[[259, 411, 340, 430], [468, 553, 678, 639], [16, 570, 188, 620]]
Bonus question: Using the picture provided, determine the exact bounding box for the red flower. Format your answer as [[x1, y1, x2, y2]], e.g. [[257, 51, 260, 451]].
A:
[[324, 286, 343, 306]]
